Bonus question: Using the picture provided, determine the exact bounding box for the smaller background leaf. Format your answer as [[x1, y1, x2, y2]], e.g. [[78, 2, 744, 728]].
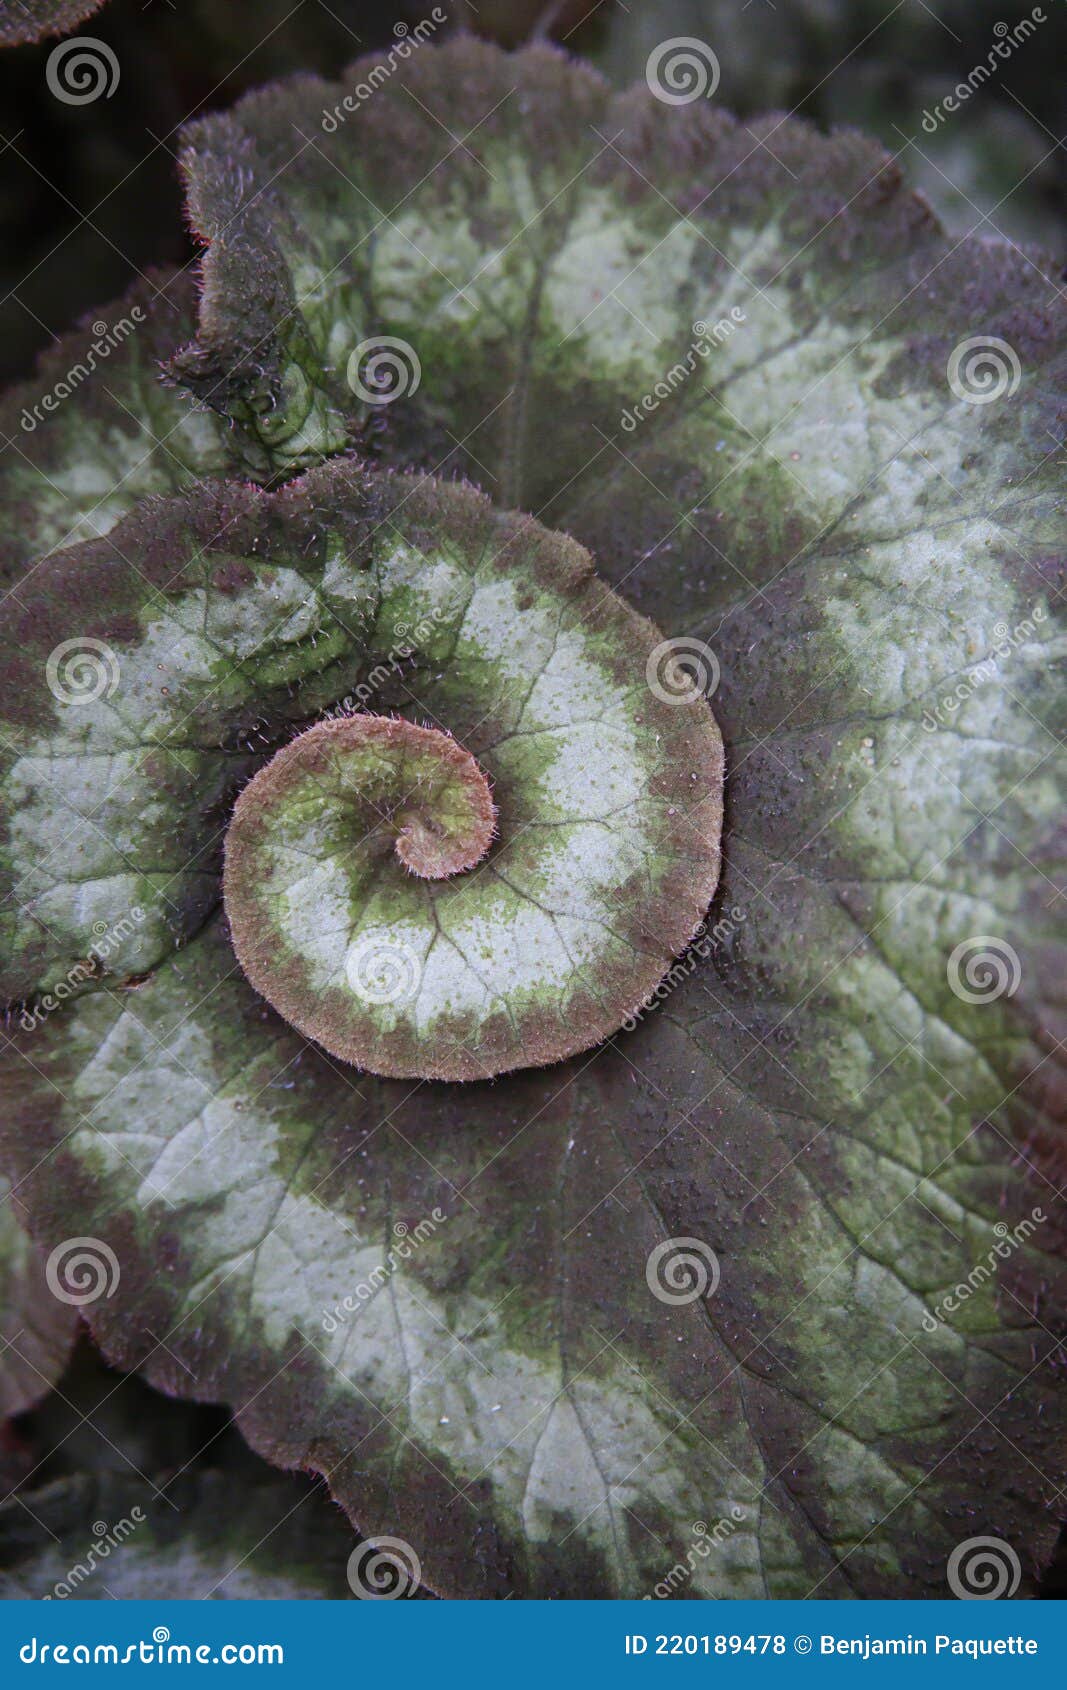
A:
[[0, 1, 107, 48], [0, 1175, 77, 1419]]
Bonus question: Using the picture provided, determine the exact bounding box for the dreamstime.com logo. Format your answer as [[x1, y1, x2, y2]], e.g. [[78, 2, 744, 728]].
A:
[[345, 933, 422, 1005], [45, 37, 120, 105], [646, 636, 720, 705], [947, 1535, 1022, 1600], [347, 335, 421, 405], [646, 1237, 720, 1306], [46, 637, 120, 705], [646, 38, 720, 105], [347, 1536, 421, 1598], [946, 935, 1021, 1005], [19, 1629, 284, 1665], [20, 308, 144, 431], [947, 335, 1021, 404], [45, 1237, 121, 1307]]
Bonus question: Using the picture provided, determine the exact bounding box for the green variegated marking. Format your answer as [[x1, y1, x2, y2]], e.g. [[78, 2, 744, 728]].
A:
[[0, 273, 228, 588], [0, 561, 356, 1002], [7, 943, 769, 1597], [1, 465, 723, 1076]]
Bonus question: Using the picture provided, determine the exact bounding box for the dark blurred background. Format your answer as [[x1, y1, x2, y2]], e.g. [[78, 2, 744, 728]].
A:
[[1, 0, 1065, 386]]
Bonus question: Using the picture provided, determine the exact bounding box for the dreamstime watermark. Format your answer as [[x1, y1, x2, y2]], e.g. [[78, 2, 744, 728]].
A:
[[43, 1512, 145, 1600], [44, 1237, 121, 1307], [322, 1210, 447, 1333], [346, 336, 421, 405], [646, 1237, 720, 1306], [646, 38, 720, 105], [45, 37, 120, 105], [946, 935, 1021, 1005], [921, 606, 1046, 732], [20, 308, 144, 432], [221, 609, 450, 753], [19, 908, 147, 1033], [621, 909, 746, 1032], [947, 1535, 1022, 1599], [320, 607, 449, 722], [920, 11, 1046, 134], [344, 933, 422, 1005], [620, 311, 745, 432], [346, 1536, 422, 1598], [19, 1631, 283, 1665], [321, 12, 446, 131], [921, 1208, 1045, 1333], [45, 637, 120, 705], [947, 335, 1021, 404], [646, 635, 720, 705], [643, 1510, 747, 1599]]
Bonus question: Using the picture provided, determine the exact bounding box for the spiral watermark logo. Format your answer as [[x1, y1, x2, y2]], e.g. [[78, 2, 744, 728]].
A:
[[947, 1535, 1021, 1599], [153, 1628, 170, 1645], [347, 336, 421, 406], [947, 336, 1021, 405], [45, 38, 120, 105], [46, 637, 120, 705], [646, 1237, 720, 1306], [45, 1237, 121, 1306], [345, 934, 421, 1004], [646, 636, 720, 705], [646, 38, 720, 105], [346, 1536, 421, 1598], [946, 935, 1021, 1005]]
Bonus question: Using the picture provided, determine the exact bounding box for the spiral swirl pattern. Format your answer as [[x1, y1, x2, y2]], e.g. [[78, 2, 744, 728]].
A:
[[946, 1536, 1021, 1600], [645, 1237, 721, 1305], [946, 935, 1022, 1005], [44, 1236, 120, 1305], [645, 38, 720, 106], [946, 336, 1021, 405], [346, 1536, 422, 1598], [45, 38, 120, 106], [2, 463, 723, 1080]]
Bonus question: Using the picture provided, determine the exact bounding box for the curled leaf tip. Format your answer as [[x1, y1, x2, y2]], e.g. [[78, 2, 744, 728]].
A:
[[226, 713, 496, 896]]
